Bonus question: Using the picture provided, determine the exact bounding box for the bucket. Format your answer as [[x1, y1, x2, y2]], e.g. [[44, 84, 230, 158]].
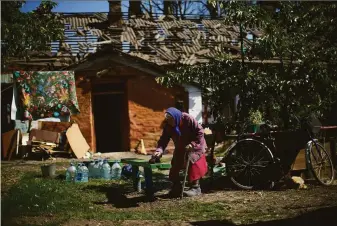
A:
[[41, 164, 56, 178]]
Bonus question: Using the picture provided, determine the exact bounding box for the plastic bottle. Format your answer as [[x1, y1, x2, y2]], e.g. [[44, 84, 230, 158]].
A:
[[92, 160, 100, 178], [75, 163, 83, 183], [98, 159, 104, 167], [95, 160, 102, 178], [111, 160, 122, 180], [101, 159, 111, 180], [82, 163, 89, 182], [88, 161, 95, 178], [66, 162, 77, 182]]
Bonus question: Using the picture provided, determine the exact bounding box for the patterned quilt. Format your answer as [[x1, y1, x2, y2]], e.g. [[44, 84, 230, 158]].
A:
[[13, 71, 80, 120]]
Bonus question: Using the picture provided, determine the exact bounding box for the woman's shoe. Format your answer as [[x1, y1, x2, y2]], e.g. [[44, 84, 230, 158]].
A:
[[183, 185, 201, 197]]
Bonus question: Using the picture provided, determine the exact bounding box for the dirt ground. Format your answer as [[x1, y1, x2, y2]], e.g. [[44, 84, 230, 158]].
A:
[[9, 184, 337, 226], [2, 160, 337, 226]]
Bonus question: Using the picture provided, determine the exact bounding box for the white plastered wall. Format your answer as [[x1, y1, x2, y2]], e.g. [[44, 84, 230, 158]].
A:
[[183, 84, 203, 124]]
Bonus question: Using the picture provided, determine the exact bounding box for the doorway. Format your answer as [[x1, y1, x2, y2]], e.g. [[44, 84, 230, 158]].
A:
[[92, 82, 128, 153]]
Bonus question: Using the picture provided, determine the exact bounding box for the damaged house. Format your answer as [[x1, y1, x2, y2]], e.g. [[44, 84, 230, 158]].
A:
[[2, 1, 260, 155]]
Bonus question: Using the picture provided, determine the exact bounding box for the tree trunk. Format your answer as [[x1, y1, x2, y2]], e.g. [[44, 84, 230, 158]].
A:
[[164, 1, 173, 15], [205, 1, 218, 19], [178, 1, 184, 19]]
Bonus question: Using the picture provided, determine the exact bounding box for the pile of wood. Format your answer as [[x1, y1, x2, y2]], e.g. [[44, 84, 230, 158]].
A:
[[30, 123, 90, 160], [31, 140, 69, 157], [2, 123, 91, 161], [29, 129, 71, 160]]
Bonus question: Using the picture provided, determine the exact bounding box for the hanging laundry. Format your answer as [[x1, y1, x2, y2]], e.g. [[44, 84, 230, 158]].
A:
[[13, 71, 80, 120]]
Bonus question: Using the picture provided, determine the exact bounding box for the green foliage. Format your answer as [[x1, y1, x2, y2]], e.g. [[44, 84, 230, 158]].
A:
[[158, 1, 337, 129], [1, 1, 64, 68], [248, 110, 263, 124]]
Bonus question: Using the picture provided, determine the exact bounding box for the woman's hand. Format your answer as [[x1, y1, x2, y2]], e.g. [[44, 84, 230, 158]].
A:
[[149, 151, 162, 164], [153, 151, 162, 157], [185, 144, 193, 152]]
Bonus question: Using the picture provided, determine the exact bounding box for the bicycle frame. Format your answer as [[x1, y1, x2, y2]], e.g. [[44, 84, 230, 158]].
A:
[[208, 116, 335, 189]]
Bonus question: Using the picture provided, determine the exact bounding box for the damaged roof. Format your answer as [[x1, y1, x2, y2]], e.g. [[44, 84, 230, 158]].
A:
[[8, 13, 263, 70], [62, 13, 261, 66]]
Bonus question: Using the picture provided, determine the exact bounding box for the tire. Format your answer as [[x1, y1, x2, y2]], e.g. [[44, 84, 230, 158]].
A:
[[225, 138, 275, 190], [306, 141, 335, 186]]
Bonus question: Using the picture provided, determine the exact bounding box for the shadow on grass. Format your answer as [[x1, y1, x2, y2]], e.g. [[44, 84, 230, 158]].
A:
[[83, 171, 192, 208], [32, 171, 66, 181], [82, 171, 238, 209], [86, 184, 144, 208], [86, 181, 166, 208], [191, 206, 337, 226], [201, 176, 238, 194]]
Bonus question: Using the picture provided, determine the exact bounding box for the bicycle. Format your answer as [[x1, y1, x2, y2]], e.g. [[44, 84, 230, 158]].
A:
[[209, 117, 335, 190]]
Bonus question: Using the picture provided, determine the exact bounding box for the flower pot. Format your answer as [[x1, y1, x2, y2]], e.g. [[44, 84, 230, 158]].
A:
[[248, 123, 264, 133]]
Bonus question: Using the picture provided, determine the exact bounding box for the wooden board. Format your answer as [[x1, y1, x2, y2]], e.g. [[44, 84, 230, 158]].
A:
[[66, 123, 90, 159], [291, 149, 307, 171], [2, 130, 18, 159], [40, 122, 72, 133]]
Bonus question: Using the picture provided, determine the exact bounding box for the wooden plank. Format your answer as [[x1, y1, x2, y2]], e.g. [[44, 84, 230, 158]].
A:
[[66, 123, 90, 159], [8, 130, 21, 161], [291, 149, 307, 171], [2, 130, 18, 159]]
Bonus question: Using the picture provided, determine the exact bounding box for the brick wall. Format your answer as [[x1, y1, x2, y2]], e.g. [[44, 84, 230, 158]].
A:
[[71, 81, 94, 151], [64, 75, 187, 153], [128, 77, 188, 152]]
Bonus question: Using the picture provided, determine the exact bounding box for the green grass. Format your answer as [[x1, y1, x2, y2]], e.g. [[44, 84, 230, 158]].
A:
[[1, 164, 229, 225]]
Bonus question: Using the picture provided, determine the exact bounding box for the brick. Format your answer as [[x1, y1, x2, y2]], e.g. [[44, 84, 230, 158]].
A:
[[70, 74, 187, 153], [128, 77, 187, 150], [71, 86, 93, 150]]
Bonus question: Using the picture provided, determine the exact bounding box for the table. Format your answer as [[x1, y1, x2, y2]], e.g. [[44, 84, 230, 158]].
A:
[[120, 158, 171, 196]]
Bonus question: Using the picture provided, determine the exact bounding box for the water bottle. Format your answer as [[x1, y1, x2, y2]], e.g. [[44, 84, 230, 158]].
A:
[[88, 161, 95, 178], [66, 162, 76, 182], [98, 159, 104, 167], [98, 159, 104, 178], [101, 159, 111, 180], [75, 163, 83, 183], [111, 161, 122, 180], [82, 164, 89, 182], [92, 160, 100, 178]]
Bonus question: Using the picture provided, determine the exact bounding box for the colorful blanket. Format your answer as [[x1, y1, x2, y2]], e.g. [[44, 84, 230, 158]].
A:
[[13, 71, 80, 120]]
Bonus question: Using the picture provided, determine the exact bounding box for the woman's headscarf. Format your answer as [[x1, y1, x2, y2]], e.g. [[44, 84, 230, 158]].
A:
[[165, 107, 182, 136]]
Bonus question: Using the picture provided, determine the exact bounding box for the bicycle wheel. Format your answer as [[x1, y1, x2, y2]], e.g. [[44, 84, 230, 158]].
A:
[[306, 141, 335, 185], [226, 138, 275, 190]]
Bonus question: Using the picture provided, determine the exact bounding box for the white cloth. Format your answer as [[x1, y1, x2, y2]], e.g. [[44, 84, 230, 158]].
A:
[[11, 83, 18, 120], [37, 118, 61, 122]]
